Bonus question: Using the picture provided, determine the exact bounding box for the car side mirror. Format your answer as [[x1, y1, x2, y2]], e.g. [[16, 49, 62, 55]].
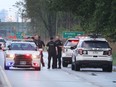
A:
[[110, 47, 112, 50], [70, 45, 77, 50], [35, 48, 37, 51], [70, 46, 75, 50], [7, 45, 11, 50]]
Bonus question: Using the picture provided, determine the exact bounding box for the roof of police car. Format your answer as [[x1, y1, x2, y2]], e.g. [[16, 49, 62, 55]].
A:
[[78, 37, 107, 41], [11, 41, 35, 44], [67, 38, 79, 40]]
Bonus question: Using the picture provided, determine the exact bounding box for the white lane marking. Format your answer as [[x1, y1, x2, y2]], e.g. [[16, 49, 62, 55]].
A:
[[0, 66, 12, 87]]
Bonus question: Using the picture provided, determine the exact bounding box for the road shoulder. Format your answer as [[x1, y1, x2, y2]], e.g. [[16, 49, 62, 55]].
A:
[[0, 66, 12, 87]]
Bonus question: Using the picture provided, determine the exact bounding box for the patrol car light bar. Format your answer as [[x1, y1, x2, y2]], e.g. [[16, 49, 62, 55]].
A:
[[88, 34, 103, 38]]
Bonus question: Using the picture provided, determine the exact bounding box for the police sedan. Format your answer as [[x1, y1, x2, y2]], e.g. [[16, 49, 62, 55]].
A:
[[4, 42, 41, 71]]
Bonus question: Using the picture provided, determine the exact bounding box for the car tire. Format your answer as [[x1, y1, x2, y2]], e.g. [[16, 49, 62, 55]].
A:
[[35, 67, 41, 71], [4, 65, 9, 70], [71, 63, 75, 70], [62, 61, 68, 67], [4, 61, 9, 70], [103, 65, 112, 72], [75, 64, 80, 71]]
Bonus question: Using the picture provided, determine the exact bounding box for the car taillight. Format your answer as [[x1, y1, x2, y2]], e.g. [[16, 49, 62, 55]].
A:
[[78, 49, 83, 55], [103, 50, 112, 56], [78, 49, 88, 55], [83, 50, 88, 54]]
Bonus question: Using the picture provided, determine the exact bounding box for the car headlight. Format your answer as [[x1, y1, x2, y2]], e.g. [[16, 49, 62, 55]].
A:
[[32, 55, 40, 59], [6, 54, 15, 58]]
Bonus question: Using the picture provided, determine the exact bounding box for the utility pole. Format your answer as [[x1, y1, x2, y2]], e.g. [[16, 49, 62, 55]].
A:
[[21, 10, 24, 32]]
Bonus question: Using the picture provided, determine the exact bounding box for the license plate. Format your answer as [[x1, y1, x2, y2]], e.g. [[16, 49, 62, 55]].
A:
[[93, 51, 98, 54], [20, 61, 26, 65], [88, 51, 98, 55], [66, 53, 72, 56]]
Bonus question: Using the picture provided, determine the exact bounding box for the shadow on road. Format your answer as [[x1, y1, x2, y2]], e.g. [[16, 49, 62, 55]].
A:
[[6, 68, 39, 71]]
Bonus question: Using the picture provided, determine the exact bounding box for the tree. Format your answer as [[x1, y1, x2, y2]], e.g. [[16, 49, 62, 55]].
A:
[[51, 0, 116, 41], [24, 0, 57, 37]]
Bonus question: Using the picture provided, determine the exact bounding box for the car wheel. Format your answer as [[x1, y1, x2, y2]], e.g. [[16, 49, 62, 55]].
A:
[[35, 67, 41, 71], [4, 61, 9, 70], [62, 61, 68, 67], [75, 64, 80, 71], [71, 62, 75, 70], [4, 65, 9, 70], [103, 65, 112, 72]]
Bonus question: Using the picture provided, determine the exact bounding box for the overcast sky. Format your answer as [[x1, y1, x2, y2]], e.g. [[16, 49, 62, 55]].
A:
[[0, 0, 21, 10], [0, 0, 23, 22]]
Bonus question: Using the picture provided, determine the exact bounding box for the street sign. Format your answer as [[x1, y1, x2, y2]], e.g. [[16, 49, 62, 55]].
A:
[[63, 32, 84, 38]]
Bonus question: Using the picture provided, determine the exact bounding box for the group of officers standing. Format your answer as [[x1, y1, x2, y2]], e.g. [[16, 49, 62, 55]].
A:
[[33, 35, 63, 69]]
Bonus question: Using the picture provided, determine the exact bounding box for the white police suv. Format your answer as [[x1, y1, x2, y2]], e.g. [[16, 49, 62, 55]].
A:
[[62, 38, 79, 67], [72, 35, 112, 72]]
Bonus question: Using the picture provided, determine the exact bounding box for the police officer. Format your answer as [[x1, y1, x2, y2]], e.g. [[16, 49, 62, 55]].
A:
[[46, 37, 57, 69], [55, 36, 63, 69], [0, 44, 2, 50], [34, 35, 45, 67]]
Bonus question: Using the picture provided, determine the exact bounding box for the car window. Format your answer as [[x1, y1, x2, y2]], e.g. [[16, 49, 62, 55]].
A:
[[10, 43, 36, 50], [65, 40, 79, 46], [0, 39, 6, 43], [81, 41, 110, 48]]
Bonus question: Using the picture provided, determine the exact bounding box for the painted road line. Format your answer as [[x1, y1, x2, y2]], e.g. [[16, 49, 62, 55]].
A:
[[0, 66, 12, 87]]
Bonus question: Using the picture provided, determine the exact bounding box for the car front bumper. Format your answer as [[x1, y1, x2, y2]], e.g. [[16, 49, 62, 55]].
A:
[[5, 58, 41, 68]]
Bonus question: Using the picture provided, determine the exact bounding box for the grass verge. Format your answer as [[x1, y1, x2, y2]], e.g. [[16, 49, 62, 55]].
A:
[[113, 52, 116, 65]]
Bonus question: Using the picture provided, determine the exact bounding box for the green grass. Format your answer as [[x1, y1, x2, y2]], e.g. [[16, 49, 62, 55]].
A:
[[113, 52, 116, 65]]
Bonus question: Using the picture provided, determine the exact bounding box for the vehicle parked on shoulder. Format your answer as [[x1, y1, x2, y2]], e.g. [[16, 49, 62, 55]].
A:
[[62, 38, 79, 67], [71, 35, 112, 72], [0, 37, 6, 49]]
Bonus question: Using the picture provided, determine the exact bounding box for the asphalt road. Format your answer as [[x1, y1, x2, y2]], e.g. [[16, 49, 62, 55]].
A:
[[0, 51, 116, 87]]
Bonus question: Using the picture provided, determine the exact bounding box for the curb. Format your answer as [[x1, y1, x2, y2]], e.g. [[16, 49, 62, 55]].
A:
[[0, 66, 12, 87]]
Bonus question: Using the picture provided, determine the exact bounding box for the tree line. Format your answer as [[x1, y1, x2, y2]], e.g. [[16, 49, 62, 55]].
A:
[[15, 0, 116, 41]]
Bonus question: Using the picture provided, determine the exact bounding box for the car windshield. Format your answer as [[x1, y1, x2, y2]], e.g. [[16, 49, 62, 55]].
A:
[[0, 39, 6, 43], [65, 40, 79, 46], [10, 43, 36, 51], [81, 41, 110, 48]]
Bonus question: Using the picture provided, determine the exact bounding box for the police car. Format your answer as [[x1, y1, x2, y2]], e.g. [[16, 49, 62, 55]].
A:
[[4, 42, 41, 71], [62, 38, 79, 67], [0, 37, 6, 50], [72, 35, 112, 72]]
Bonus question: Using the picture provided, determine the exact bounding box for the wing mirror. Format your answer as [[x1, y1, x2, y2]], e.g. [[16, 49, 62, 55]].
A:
[[7, 45, 11, 50], [70, 45, 77, 50]]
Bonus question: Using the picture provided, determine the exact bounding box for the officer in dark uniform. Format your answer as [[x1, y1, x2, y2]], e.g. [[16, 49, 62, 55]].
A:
[[34, 35, 45, 67], [46, 37, 57, 69], [55, 36, 63, 69], [0, 44, 2, 50]]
